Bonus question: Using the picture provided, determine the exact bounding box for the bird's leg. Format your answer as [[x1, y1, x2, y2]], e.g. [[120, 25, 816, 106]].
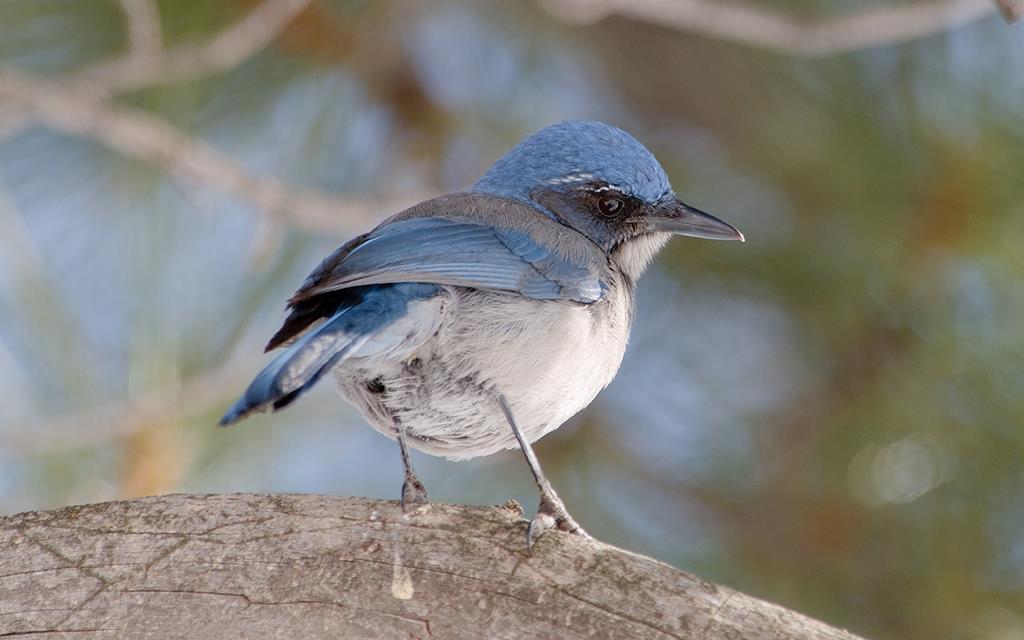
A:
[[498, 394, 590, 549], [395, 424, 428, 510]]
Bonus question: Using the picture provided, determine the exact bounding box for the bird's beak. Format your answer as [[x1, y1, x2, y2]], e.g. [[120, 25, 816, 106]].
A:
[[645, 196, 745, 242]]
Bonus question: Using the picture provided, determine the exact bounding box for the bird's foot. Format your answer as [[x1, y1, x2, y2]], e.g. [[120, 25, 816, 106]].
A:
[[400, 476, 428, 512], [526, 494, 590, 551]]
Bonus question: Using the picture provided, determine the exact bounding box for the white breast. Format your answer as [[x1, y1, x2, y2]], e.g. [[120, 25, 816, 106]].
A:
[[450, 290, 629, 432], [336, 283, 634, 460]]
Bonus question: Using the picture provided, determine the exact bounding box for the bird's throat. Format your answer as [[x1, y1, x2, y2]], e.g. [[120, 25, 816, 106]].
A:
[[611, 232, 673, 282]]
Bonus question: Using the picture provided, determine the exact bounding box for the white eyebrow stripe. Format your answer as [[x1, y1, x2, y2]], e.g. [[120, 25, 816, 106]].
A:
[[546, 172, 596, 185], [546, 174, 636, 199]]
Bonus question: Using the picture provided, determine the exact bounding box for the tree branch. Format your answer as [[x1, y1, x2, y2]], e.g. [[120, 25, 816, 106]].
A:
[[77, 0, 314, 94], [0, 0, 313, 138], [0, 65, 422, 234], [118, 0, 162, 60], [995, 0, 1024, 21], [0, 360, 239, 458], [0, 494, 867, 639], [0, 3, 424, 460], [543, 0, 1006, 56], [0, 180, 103, 396]]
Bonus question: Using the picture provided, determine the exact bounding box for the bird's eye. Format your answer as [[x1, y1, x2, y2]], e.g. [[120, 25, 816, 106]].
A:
[[598, 196, 623, 217]]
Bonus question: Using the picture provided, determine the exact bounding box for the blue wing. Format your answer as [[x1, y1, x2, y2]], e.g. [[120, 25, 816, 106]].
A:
[[295, 218, 603, 304], [265, 193, 608, 351], [291, 193, 607, 306]]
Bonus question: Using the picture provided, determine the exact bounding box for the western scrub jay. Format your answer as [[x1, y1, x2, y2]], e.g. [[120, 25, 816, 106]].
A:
[[221, 120, 743, 547]]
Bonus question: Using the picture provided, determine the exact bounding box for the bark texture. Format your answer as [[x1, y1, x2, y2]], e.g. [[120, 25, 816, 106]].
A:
[[0, 493, 864, 639]]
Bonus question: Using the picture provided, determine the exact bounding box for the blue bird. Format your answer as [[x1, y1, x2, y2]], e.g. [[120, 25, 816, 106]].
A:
[[220, 121, 743, 547]]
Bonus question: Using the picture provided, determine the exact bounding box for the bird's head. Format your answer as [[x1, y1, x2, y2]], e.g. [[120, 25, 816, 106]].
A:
[[473, 121, 743, 281]]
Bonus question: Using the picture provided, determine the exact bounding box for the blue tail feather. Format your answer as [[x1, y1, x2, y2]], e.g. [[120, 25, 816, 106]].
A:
[[219, 283, 439, 426], [218, 315, 366, 425]]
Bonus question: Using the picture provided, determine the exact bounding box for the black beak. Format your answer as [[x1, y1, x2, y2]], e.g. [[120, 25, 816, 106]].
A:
[[645, 196, 744, 242]]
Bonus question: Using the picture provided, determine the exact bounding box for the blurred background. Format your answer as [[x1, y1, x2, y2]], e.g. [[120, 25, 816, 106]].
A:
[[0, 1, 1022, 638]]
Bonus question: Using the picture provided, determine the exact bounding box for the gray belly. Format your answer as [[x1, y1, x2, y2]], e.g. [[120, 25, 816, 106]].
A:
[[334, 285, 633, 460]]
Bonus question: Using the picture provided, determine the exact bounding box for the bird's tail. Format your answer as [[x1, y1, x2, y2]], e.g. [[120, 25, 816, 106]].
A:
[[218, 306, 371, 426], [220, 283, 440, 427]]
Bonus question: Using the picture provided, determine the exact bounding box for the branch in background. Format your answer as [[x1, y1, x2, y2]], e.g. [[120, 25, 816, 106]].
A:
[[0, 182, 102, 398], [77, 0, 314, 94], [0, 359, 239, 458], [995, 0, 1024, 21], [0, 0, 314, 137], [118, 0, 162, 60], [0, 2, 425, 462], [0, 66, 423, 234], [543, 0, 1006, 56]]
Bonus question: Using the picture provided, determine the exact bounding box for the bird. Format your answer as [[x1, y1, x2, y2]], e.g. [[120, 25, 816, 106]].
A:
[[220, 120, 743, 548]]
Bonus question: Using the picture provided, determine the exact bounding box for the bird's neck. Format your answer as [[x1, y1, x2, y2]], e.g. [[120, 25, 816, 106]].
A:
[[610, 233, 672, 282]]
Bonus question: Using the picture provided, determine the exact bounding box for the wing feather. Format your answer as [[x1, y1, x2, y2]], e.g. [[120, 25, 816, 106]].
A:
[[292, 197, 607, 305], [269, 193, 608, 350]]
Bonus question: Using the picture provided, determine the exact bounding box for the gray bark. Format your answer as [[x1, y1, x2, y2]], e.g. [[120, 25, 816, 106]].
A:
[[0, 493, 864, 639]]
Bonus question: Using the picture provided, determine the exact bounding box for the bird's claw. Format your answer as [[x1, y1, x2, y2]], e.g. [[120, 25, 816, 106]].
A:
[[526, 496, 590, 551], [400, 477, 428, 511]]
